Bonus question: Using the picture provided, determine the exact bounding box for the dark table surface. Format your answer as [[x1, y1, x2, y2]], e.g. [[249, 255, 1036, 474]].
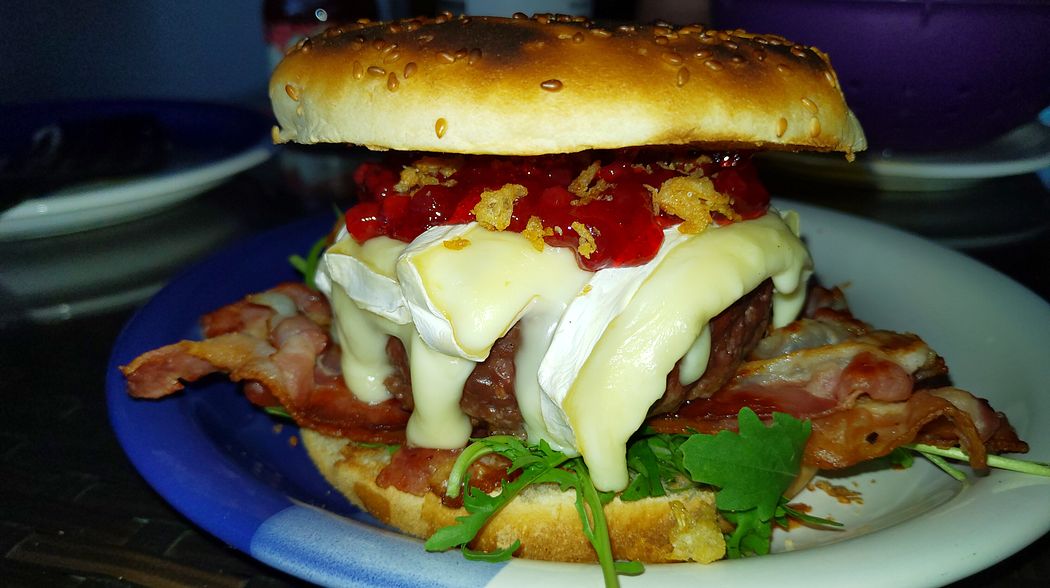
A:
[[1, 151, 1048, 587]]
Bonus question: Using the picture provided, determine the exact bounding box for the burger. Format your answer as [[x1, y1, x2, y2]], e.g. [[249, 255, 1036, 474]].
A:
[[121, 12, 1028, 583]]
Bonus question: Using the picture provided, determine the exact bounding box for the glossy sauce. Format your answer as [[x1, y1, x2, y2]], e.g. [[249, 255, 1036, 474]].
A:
[[345, 151, 770, 270]]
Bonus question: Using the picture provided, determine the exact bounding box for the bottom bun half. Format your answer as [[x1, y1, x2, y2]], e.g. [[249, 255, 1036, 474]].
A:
[[302, 429, 727, 564]]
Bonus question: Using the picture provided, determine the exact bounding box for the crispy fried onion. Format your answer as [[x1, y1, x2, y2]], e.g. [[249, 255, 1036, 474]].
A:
[[649, 286, 1028, 470], [121, 282, 409, 442]]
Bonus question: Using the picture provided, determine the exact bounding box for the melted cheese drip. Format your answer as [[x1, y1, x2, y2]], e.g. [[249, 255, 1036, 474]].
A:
[[562, 211, 811, 490], [319, 210, 811, 489]]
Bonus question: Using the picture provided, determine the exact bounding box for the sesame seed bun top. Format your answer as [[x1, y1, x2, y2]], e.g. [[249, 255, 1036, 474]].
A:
[[269, 13, 866, 156]]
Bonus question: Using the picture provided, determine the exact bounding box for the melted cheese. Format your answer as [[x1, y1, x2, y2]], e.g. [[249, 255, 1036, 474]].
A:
[[561, 212, 811, 490], [318, 210, 812, 491]]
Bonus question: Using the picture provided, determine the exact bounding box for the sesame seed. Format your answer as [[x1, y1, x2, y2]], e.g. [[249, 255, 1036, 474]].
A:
[[468, 48, 482, 65], [455, 48, 468, 60], [591, 28, 611, 37], [384, 50, 401, 64], [705, 59, 724, 71], [654, 35, 670, 46], [352, 60, 364, 79], [418, 33, 434, 44], [801, 97, 819, 114], [372, 39, 387, 52], [573, 32, 585, 43], [540, 79, 564, 92], [661, 51, 683, 65], [694, 49, 711, 59], [809, 117, 821, 137], [824, 70, 837, 87], [435, 117, 448, 138], [724, 40, 738, 50], [403, 61, 417, 78], [438, 51, 456, 63], [388, 23, 402, 34], [460, 16, 471, 24], [387, 72, 399, 91], [676, 66, 690, 87], [367, 65, 386, 76], [776, 117, 788, 137], [512, 12, 528, 19], [284, 84, 299, 101], [777, 64, 791, 75], [731, 55, 747, 65], [791, 45, 808, 58]]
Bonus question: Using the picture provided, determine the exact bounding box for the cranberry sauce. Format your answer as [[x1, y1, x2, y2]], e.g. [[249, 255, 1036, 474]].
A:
[[345, 150, 769, 271]]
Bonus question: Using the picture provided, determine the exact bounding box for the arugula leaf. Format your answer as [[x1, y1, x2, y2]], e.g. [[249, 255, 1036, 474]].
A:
[[721, 508, 772, 558], [424, 440, 568, 552], [463, 540, 520, 562], [622, 436, 666, 501], [680, 408, 810, 521], [905, 443, 1050, 477], [886, 447, 915, 469], [288, 234, 328, 290], [776, 500, 842, 529], [426, 437, 640, 587], [263, 405, 292, 419]]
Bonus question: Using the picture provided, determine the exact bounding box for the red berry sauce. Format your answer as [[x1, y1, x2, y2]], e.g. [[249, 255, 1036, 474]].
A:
[[346, 150, 769, 271]]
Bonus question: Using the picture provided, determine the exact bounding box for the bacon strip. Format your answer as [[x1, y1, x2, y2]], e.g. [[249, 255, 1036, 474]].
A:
[[649, 286, 1026, 470], [121, 282, 410, 442]]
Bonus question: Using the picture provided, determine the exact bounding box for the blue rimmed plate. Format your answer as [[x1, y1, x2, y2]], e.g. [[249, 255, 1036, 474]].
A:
[[107, 204, 1050, 587]]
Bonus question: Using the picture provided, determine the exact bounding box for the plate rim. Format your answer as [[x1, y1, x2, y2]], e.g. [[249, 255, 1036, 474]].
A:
[[0, 99, 274, 239]]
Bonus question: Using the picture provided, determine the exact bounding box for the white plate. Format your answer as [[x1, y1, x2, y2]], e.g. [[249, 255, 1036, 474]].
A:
[[761, 120, 1050, 191], [107, 203, 1050, 588], [0, 101, 273, 240]]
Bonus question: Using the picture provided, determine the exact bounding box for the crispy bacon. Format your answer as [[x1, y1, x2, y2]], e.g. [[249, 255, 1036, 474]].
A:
[[121, 282, 410, 443], [649, 286, 1026, 470]]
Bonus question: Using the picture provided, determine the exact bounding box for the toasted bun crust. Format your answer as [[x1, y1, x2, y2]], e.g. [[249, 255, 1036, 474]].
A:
[[302, 429, 727, 564], [270, 14, 865, 155]]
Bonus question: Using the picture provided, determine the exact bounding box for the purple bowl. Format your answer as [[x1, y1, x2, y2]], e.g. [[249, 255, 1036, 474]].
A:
[[711, 0, 1050, 152]]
